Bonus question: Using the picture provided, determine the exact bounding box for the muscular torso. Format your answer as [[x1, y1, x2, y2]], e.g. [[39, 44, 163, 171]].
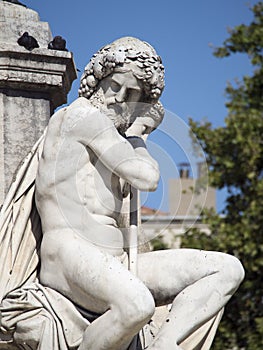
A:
[[35, 98, 125, 253]]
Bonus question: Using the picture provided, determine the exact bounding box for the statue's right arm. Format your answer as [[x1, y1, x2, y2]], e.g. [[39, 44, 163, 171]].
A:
[[69, 105, 160, 191]]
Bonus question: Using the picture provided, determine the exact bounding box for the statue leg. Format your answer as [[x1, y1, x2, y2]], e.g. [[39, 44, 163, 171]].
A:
[[40, 231, 155, 350], [137, 249, 244, 350]]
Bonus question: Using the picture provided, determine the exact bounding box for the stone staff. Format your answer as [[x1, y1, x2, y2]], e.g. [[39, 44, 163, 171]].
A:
[[129, 186, 139, 275]]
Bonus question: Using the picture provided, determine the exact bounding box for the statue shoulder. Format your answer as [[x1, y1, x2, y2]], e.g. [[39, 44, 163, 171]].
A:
[[68, 97, 96, 113], [58, 97, 106, 141], [63, 97, 99, 124]]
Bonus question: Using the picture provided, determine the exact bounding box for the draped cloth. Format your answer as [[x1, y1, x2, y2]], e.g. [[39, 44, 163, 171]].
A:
[[0, 133, 89, 349], [0, 132, 223, 349]]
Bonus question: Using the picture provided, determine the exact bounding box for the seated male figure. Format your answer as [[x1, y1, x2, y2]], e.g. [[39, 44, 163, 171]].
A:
[[35, 37, 244, 350]]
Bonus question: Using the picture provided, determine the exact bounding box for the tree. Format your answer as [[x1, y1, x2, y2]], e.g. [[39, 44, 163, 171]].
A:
[[181, 2, 263, 349]]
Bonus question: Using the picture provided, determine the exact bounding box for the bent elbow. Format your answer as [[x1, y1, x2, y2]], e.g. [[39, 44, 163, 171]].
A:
[[147, 172, 159, 191], [136, 167, 160, 192], [119, 159, 160, 192]]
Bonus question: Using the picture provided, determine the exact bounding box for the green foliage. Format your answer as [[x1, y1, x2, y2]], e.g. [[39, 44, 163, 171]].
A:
[[151, 236, 169, 251], [182, 3, 263, 349]]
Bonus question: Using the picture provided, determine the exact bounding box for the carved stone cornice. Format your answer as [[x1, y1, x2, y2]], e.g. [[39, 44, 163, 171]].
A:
[[0, 44, 77, 109]]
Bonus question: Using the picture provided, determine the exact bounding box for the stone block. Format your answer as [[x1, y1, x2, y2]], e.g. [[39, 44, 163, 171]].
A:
[[0, 1, 77, 203], [0, 1, 52, 48]]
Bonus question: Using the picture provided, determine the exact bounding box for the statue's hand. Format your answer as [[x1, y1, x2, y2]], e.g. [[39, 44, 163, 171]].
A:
[[126, 118, 149, 140], [122, 181, 130, 198], [126, 101, 164, 141]]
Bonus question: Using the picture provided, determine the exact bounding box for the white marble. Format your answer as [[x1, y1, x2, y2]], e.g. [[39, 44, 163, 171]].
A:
[[0, 36, 244, 350]]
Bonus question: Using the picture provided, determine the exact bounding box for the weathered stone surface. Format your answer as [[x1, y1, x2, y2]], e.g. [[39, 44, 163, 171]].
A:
[[0, 45, 77, 109], [0, 87, 50, 200], [0, 1, 52, 47], [0, 14, 245, 350], [0, 1, 77, 203]]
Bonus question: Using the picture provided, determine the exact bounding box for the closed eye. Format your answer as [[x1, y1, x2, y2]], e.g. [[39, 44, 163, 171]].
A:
[[110, 80, 121, 92]]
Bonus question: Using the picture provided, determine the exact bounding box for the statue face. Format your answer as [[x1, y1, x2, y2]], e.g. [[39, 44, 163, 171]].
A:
[[98, 70, 143, 133]]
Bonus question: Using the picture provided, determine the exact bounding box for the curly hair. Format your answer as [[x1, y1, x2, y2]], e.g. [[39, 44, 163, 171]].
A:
[[78, 37, 165, 103]]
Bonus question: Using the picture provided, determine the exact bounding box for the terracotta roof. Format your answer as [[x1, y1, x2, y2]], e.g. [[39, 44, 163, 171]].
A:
[[141, 206, 169, 216]]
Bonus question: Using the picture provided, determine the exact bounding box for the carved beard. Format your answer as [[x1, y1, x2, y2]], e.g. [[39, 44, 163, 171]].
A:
[[101, 104, 130, 135], [89, 88, 131, 135]]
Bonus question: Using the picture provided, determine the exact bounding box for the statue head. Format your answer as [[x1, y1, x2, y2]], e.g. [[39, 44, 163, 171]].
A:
[[78, 37, 165, 104]]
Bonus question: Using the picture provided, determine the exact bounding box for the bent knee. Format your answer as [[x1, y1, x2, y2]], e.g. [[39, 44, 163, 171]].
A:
[[113, 285, 155, 329], [220, 254, 245, 292]]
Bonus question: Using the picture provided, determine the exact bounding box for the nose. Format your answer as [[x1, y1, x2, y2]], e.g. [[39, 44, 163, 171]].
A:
[[115, 87, 126, 103]]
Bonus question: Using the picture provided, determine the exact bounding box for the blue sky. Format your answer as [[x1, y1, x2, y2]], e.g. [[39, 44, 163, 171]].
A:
[[22, 0, 258, 212]]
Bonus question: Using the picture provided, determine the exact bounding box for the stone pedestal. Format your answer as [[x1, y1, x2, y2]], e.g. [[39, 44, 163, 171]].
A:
[[0, 1, 77, 203]]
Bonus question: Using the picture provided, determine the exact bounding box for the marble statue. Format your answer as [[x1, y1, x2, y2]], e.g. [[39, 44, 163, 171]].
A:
[[0, 36, 244, 350]]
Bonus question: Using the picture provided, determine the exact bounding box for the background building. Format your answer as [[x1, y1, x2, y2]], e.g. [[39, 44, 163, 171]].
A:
[[169, 162, 216, 217], [141, 162, 216, 249]]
